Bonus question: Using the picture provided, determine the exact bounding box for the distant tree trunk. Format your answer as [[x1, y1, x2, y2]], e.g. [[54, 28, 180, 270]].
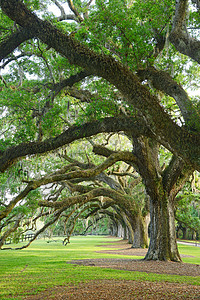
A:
[[128, 231, 133, 244], [192, 231, 196, 240], [110, 222, 118, 237], [117, 223, 124, 238], [121, 212, 134, 243], [132, 213, 150, 248], [145, 194, 181, 261], [182, 227, 187, 240], [123, 226, 128, 240]]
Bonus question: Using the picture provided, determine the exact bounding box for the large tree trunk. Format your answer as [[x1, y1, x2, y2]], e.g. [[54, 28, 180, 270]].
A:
[[132, 214, 150, 248], [145, 194, 181, 261]]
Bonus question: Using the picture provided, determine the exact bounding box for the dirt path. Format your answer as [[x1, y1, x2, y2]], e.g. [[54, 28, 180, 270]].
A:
[[68, 257, 200, 277], [24, 280, 200, 299], [24, 239, 200, 300]]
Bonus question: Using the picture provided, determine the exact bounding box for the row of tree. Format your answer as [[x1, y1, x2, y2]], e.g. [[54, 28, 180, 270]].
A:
[[0, 0, 200, 261]]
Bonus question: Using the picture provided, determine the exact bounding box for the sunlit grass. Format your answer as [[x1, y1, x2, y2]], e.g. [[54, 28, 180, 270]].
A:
[[178, 239, 200, 244], [0, 236, 199, 299], [178, 243, 200, 264]]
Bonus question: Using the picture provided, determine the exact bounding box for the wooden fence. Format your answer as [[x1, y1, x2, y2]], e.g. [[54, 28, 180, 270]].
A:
[[5, 233, 35, 245]]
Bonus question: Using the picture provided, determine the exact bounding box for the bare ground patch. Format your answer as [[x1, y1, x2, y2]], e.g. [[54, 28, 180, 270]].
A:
[[23, 280, 200, 299], [95, 238, 194, 258], [68, 258, 200, 277]]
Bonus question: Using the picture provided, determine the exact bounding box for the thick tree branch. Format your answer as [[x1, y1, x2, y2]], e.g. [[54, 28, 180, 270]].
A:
[[0, 27, 34, 61], [0, 0, 200, 170], [0, 184, 36, 222], [0, 116, 148, 172], [51, 70, 91, 96], [162, 155, 193, 194], [39, 187, 138, 215], [93, 144, 139, 168], [109, 170, 138, 179], [137, 66, 200, 131], [169, 0, 200, 63], [64, 86, 95, 103], [62, 154, 122, 191]]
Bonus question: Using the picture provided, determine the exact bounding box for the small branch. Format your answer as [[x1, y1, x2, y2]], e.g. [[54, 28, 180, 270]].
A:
[[0, 75, 8, 87], [52, 0, 77, 22], [108, 170, 139, 179], [37, 39, 55, 83], [66, 0, 83, 22]]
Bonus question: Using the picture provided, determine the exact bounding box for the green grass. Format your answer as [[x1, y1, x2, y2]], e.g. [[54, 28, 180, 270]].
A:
[[177, 243, 200, 264], [0, 236, 199, 299], [178, 239, 200, 244]]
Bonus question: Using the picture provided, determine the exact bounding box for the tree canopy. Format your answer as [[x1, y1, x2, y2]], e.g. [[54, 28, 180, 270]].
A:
[[0, 0, 200, 260]]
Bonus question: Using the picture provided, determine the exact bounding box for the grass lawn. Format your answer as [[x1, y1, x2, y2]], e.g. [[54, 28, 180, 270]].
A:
[[0, 236, 199, 299]]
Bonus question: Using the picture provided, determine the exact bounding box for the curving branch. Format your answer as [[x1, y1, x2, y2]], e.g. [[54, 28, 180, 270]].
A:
[[66, 0, 83, 22], [169, 0, 200, 64], [0, 116, 148, 172], [64, 86, 96, 103], [162, 155, 193, 196], [61, 154, 123, 191], [62, 204, 100, 243], [0, 217, 21, 248], [0, 0, 200, 170], [52, 0, 77, 22], [0, 27, 34, 61], [93, 144, 138, 169], [0, 52, 33, 69], [0, 184, 37, 222], [38, 186, 138, 215], [51, 70, 91, 96], [137, 66, 200, 131], [6, 207, 66, 250]]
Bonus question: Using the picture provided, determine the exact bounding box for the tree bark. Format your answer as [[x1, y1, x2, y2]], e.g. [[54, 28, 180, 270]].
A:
[[132, 214, 150, 248], [182, 227, 187, 240], [145, 194, 181, 261]]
